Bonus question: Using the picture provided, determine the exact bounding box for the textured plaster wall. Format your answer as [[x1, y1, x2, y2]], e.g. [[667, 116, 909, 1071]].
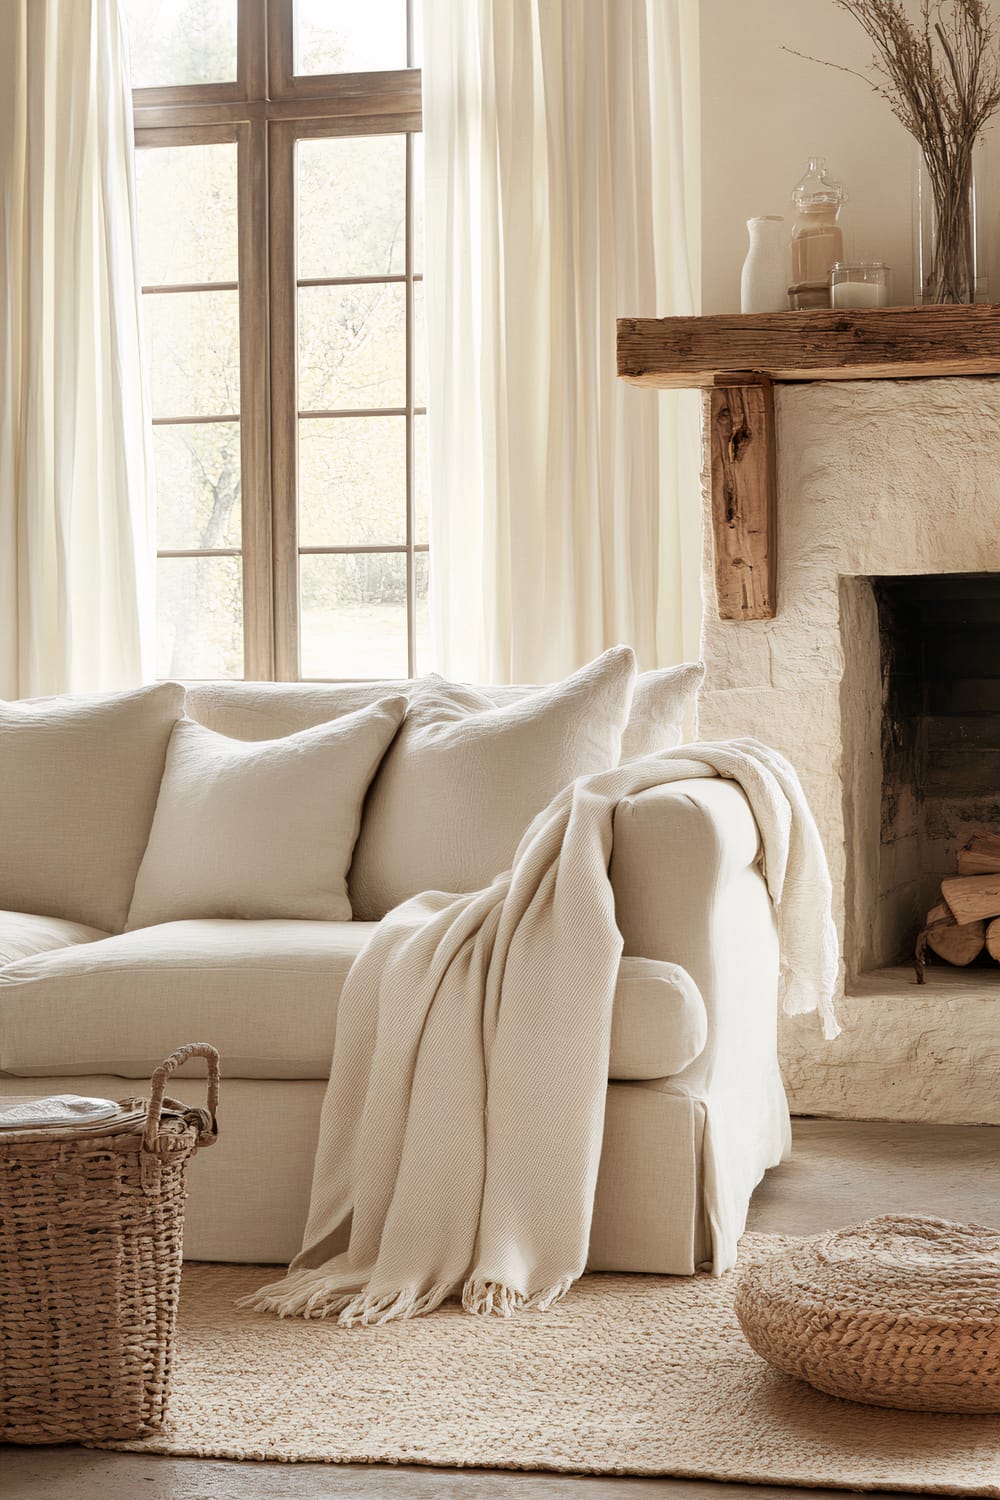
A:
[[699, 377, 1000, 1123]]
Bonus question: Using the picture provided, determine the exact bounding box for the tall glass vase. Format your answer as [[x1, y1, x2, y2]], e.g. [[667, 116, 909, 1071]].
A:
[[913, 139, 988, 304]]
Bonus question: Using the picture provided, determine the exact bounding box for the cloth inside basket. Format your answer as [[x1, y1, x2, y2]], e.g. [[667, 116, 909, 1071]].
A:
[[0, 1094, 145, 1133]]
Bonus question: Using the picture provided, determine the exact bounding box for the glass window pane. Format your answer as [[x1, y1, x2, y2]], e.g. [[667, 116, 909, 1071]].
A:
[[414, 414, 428, 544], [157, 556, 243, 679], [123, 0, 238, 88], [414, 551, 431, 675], [294, 0, 407, 76], [413, 279, 427, 408], [299, 417, 405, 546], [136, 143, 238, 286], [153, 423, 241, 550], [412, 135, 424, 276], [298, 284, 405, 411], [144, 290, 240, 419], [300, 552, 408, 678], [297, 137, 405, 281]]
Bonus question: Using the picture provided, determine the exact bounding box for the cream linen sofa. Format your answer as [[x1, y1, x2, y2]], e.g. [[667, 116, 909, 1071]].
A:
[[0, 679, 789, 1273]]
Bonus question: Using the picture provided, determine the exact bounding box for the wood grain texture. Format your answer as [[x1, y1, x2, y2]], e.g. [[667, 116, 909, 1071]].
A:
[[941, 874, 1000, 924], [923, 902, 986, 967], [617, 305, 1000, 389], [707, 382, 777, 621], [957, 832, 1000, 876]]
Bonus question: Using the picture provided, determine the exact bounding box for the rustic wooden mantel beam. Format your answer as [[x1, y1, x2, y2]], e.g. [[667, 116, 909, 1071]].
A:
[[616, 304, 1000, 622], [616, 305, 1000, 388]]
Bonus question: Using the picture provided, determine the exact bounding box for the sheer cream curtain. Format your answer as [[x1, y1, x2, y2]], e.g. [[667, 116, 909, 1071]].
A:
[[423, 0, 701, 684], [0, 0, 154, 698]]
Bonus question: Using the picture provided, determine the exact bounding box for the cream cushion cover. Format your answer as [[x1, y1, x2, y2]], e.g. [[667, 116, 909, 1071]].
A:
[[0, 921, 705, 1083], [127, 697, 406, 928], [0, 911, 108, 967], [182, 661, 702, 761], [349, 646, 637, 920], [0, 683, 183, 932], [184, 681, 414, 742], [0, 920, 377, 1079], [611, 957, 707, 1080], [621, 663, 704, 759]]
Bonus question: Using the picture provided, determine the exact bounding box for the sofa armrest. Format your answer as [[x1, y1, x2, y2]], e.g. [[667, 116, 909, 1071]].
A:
[[609, 776, 790, 1270], [610, 776, 770, 981], [609, 776, 786, 1108]]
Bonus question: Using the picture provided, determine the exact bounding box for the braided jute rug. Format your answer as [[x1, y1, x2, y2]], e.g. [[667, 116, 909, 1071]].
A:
[[94, 1234, 1000, 1493]]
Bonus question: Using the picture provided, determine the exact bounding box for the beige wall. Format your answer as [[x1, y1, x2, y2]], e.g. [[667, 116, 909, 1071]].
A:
[[699, 0, 927, 314]]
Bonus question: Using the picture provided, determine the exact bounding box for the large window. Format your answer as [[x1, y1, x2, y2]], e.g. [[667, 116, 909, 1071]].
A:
[[124, 0, 425, 681]]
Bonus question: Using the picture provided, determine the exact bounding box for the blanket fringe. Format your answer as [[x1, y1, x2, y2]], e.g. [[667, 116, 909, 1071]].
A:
[[462, 1276, 574, 1317], [237, 1273, 454, 1325]]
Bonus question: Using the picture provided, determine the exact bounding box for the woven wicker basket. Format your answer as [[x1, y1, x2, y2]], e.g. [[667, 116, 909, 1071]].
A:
[[735, 1214, 1000, 1413], [0, 1042, 219, 1444]]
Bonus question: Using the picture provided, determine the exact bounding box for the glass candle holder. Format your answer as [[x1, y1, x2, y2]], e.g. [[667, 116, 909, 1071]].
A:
[[830, 260, 891, 309]]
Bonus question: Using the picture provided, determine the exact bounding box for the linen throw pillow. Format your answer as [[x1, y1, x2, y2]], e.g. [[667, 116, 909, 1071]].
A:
[[126, 697, 406, 928], [348, 646, 637, 920], [0, 682, 184, 933], [620, 662, 705, 760]]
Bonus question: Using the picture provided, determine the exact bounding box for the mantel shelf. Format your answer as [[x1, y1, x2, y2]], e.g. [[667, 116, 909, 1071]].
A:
[[616, 305, 1000, 624], [616, 304, 1000, 389]]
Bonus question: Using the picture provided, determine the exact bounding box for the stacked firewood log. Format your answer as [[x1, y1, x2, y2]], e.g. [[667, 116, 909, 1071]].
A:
[[915, 833, 1000, 982]]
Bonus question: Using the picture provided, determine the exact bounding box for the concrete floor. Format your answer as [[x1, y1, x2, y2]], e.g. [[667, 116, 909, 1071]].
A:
[[3, 1118, 998, 1500]]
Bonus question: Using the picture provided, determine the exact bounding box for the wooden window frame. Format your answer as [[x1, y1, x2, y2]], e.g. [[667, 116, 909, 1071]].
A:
[[132, 0, 423, 681]]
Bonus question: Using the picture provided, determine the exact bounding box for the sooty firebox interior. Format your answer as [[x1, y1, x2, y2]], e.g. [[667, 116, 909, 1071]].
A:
[[875, 573, 1000, 962]]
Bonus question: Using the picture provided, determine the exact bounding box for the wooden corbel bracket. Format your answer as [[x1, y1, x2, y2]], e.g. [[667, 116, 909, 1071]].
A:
[[706, 375, 776, 621]]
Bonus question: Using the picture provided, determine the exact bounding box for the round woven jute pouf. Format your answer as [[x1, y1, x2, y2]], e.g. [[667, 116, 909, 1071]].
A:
[[735, 1214, 1000, 1413]]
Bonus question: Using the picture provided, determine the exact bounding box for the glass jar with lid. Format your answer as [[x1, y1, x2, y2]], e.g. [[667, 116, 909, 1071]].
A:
[[790, 157, 845, 301]]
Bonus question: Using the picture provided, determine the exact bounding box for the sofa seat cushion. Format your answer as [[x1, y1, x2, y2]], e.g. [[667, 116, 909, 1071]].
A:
[[0, 911, 108, 967], [0, 919, 379, 1080], [0, 919, 707, 1085]]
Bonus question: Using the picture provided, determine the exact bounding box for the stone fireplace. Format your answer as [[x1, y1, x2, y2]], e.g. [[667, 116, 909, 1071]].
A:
[[697, 376, 1000, 1126]]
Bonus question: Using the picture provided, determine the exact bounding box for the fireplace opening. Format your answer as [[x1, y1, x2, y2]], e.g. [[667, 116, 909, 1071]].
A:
[[871, 573, 1000, 969]]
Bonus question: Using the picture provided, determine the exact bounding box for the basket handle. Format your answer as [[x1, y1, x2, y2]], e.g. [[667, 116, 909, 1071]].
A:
[[143, 1043, 221, 1151]]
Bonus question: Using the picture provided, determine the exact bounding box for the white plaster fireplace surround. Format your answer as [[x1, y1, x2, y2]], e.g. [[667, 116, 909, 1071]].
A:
[[698, 376, 1000, 1127]]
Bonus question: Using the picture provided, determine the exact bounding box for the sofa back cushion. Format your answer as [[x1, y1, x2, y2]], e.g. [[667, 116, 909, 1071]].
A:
[[621, 662, 704, 759], [184, 663, 702, 754], [184, 680, 415, 741], [126, 697, 406, 927], [348, 646, 637, 920], [0, 682, 183, 932]]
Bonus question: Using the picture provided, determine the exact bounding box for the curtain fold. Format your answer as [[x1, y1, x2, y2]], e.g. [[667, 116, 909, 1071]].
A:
[[423, 0, 700, 684], [0, 0, 154, 698]]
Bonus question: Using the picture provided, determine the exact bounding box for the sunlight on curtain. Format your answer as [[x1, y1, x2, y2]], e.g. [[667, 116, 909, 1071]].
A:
[[423, 0, 701, 683], [0, 0, 154, 697]]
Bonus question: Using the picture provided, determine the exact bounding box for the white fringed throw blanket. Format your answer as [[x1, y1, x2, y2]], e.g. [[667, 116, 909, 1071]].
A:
[[246, 740, 839, 1326]]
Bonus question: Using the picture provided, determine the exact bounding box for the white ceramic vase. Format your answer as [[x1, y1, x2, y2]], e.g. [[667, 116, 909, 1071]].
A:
[[740, 216, 787, 314]]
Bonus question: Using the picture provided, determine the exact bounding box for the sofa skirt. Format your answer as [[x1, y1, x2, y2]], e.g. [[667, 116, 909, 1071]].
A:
[[0, 1071, 714, 1274]]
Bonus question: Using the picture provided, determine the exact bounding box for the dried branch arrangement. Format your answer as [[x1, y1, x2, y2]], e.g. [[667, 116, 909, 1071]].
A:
[[796, 1, 1000, 302]]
